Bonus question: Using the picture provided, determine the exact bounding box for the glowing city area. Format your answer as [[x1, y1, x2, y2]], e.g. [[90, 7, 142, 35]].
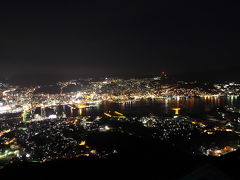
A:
[[0, 73, 240, 177]]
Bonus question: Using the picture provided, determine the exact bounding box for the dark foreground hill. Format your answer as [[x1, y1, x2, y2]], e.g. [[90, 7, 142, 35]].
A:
[[1, 147, 239, 179]]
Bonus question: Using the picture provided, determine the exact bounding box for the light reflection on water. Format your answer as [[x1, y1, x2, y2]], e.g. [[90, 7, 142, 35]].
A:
[[79, 96, 240, 117]]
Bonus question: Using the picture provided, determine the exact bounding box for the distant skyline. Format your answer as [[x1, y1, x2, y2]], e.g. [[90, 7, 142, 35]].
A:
[[1, 1, 240, 82]]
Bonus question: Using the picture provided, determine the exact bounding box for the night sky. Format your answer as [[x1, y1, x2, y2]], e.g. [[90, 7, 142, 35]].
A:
[[1, 1, 240, 82]]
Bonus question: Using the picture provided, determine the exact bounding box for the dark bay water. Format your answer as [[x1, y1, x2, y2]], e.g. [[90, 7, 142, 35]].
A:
[[80, 96, 240, 117]]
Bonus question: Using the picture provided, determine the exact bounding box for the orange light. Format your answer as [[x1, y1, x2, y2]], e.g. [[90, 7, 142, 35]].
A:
[[171, 108, 181, 115], [76, 104, 87, 109], [104, 113, 112, 117], [114, 111, 123, 116], [79, 141, 86, 146], [91, 150, 97, 155], [4, 138, 16, 145], [73, 119, 78, 125], [207, 132, 214, 134], [199, 122, 205, 126]]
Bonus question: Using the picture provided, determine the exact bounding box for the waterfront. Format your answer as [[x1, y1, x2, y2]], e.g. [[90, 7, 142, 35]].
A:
[[81, 95, 240, 117]]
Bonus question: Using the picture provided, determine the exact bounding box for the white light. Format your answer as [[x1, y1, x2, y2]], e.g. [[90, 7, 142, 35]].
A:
[[26, 154, 30, 158], [49, 114, 57, 119], [76, 92, 83, 98], [105, 126, 110, 130], [0, 105, 11, 114]]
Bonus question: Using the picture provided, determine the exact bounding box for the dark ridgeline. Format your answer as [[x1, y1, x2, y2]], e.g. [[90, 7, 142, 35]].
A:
[[5, 66, 240, 86]]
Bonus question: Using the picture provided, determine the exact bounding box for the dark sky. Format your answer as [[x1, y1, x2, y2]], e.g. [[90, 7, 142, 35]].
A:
[[1, 0, 240, 81]]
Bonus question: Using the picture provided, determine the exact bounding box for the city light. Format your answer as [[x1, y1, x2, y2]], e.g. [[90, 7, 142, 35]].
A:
[[0, 75, 240, 172]]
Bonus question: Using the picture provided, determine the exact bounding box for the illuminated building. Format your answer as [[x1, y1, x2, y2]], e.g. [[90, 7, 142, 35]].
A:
[[23, 109, 32, 122]]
